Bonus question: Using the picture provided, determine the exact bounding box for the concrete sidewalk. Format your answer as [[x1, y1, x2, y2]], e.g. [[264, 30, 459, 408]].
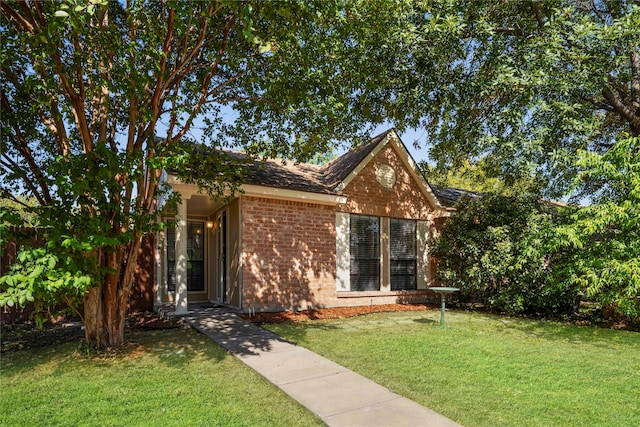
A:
[[181, 305, 462, 427]]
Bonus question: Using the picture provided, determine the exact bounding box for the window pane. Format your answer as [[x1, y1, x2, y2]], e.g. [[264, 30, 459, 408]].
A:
[[166, 227, 176, 292], [390, 219, 417, 291], [350, 215, 380, 291], [187, 222, 205, 291], [166, 221, 205, 293]]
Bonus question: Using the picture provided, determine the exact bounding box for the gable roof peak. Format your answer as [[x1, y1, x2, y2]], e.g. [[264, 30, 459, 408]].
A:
[[320, 128, 398, 190]]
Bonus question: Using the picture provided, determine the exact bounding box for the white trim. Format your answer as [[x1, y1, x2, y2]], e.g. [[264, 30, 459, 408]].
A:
[[237, 197, 243, 310], [389, 134, 445, 211], [335, 212, 350, 291], [416, 220, 430, 290], [241, 184, 347, 205], [335, 133, 393, 192], [333, 130, 448, 214], [154, 228, 164, 307], [174, 200, 189, 315]]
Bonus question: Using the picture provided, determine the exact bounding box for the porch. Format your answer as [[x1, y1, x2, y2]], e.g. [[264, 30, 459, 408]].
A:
[[154, 186, 242, 315]]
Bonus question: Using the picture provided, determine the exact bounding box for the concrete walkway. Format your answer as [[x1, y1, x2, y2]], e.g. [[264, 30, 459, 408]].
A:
[[178, 305, 462, 427]]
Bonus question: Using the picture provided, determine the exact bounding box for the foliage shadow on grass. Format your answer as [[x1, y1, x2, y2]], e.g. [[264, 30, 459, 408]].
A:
[[1, 328, 228, 375], [412, 318, 438, 326], [487, 316, 640, 348]]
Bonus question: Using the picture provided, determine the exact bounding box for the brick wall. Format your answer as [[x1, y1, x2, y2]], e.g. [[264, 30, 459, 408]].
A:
[[241, 196, 337, 311], [240, 144, 441, 312], [338, 146, 435, 221]]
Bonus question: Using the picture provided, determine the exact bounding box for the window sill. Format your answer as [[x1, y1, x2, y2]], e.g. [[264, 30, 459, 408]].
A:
[[337, 289, 426, 298]]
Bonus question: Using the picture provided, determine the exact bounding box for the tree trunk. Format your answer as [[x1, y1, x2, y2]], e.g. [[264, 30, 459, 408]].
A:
[[83, 286, 106, 350], [83, 235, 143, 350]]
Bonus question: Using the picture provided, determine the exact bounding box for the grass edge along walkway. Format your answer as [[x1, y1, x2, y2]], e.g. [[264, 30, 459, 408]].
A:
[[265, 309, 640, 427], [0, 327, 324, 427], [184, 307, 462, 427]]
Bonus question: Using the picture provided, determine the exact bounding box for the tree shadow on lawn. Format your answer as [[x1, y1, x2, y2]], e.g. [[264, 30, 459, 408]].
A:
[[0, 327, 229, 375], [472, 312, 640, 348], [412, 318, 439, 326]]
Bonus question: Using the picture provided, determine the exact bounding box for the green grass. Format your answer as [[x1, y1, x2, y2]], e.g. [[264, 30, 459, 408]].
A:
[[0, 328, 323, 427], [265, 310, 640, 427]]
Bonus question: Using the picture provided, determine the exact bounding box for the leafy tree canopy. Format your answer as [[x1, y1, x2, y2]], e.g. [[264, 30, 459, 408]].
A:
[[385, 0, 639, 201], [430, 193, 581, 316], [407, 1, 639, 318], [420, 158, 538, 195], [0, 0, 416, 348]]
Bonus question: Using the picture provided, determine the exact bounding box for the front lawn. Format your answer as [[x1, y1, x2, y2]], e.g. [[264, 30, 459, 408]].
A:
[[0, 328, 323, 427], [265, 310, 640, 427]]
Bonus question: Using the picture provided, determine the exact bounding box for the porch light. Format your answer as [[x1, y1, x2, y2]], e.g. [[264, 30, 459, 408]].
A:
[[206, 221, 214, 229]]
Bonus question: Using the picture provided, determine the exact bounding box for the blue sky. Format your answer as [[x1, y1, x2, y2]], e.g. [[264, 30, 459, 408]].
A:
[[161, 105, 434, 166], [369, 124, 432, 165]]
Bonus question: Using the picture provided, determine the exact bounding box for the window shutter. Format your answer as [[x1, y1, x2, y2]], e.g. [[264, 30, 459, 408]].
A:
[[336, 213, 350, 291]]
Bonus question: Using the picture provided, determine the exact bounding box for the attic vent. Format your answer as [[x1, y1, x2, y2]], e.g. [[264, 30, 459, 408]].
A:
[[376, 164, 396, 189]]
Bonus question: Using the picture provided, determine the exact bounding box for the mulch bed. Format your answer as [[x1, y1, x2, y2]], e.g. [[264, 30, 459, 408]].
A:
[[240, 303, 436, 324], [3, 304, 635, 353], [1, 311, 182, 353]]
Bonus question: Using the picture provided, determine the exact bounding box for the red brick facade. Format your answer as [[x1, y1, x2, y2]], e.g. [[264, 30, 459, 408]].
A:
[[339, 145, 436, 221], [239, 142, 440, 312], [241, 196, 336, 311], [2, 133, 447, 320]]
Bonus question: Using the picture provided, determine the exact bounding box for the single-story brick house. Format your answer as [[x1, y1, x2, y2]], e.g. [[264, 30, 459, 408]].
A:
[[155, 128, 466, 314]]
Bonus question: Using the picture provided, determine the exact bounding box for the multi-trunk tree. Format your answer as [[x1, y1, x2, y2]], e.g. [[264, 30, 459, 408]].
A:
[[0, 0, 414, 349], [2, 0, 638, 346]]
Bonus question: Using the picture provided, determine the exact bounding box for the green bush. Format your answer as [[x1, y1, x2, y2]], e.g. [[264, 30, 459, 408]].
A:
[[430, 193, 580, 315]]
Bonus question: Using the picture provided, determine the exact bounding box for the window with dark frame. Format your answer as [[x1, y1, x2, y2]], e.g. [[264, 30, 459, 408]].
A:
[[390, 218, 417, 291], [349, 214, 380, 291], [166, 221, 205, 292]]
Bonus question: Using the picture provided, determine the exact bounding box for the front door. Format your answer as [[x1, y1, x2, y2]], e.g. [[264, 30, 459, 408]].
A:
[[216, 211, 228, 303]]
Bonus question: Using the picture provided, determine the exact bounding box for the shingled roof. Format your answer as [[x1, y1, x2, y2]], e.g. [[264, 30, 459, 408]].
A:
[[429, 185, 481, 208], [180, 129, 470, 209], [320, 129, 391, 190], [244, 157, 328, 194]]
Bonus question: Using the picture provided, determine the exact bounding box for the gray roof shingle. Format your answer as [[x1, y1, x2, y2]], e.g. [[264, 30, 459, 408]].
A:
[[320, 129, 392, 189], [179, 129, 470, 208], [429, 185, 480, 208]]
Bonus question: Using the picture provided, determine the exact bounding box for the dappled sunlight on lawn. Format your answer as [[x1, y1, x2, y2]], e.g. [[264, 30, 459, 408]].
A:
[[264, 310, 640, 427]]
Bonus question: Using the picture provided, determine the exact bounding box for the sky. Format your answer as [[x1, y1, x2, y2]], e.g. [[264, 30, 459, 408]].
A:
[[366, 124, 432, 165], [164, 105, 435, 166]]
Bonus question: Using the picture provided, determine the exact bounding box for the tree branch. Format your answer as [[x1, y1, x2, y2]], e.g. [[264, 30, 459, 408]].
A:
[[0, 155, 47, 206], [0, 188, 34, 208], [49, 46, 94, 153], [1, 90, 52, 203], [578, 92, 616, 112], [0, 1, 35, 32], [532, 2, 545, 29], [172, 9, 236, 142], [3, 59, 71, 156], [144, 4, 177, 154], [602, 84, 640, 135], [631, 51, 640, 110]]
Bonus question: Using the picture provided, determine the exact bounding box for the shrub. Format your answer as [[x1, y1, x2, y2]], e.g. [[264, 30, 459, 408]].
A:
[[430, 193, 580, 315]]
